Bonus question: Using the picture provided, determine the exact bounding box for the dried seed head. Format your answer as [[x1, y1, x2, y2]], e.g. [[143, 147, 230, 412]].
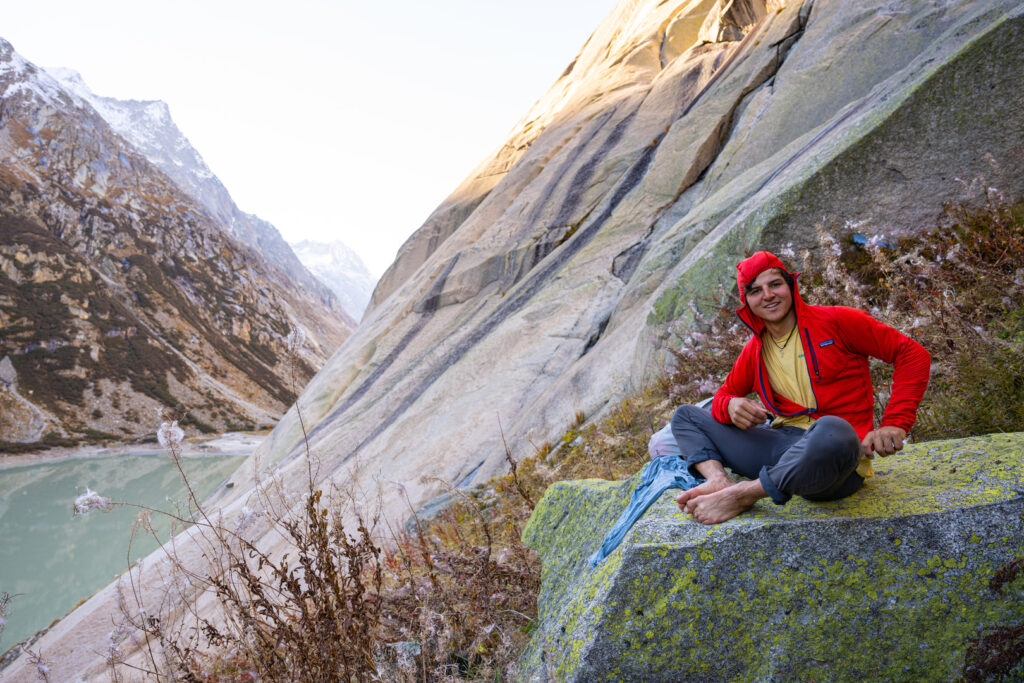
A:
[[286, 327, 307, 352], [73, 488, 114, 515], [157, 420, 185, 449]]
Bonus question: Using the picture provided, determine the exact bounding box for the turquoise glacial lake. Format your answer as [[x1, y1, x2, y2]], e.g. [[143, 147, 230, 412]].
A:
[[0, 451, 244, 653]]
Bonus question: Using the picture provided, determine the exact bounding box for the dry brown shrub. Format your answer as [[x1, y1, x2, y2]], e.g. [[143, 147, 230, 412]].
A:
[[106, 418, 542, 682]]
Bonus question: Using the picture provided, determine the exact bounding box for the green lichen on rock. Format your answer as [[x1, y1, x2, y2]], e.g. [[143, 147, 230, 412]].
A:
[[519, 433, 1024, 681]]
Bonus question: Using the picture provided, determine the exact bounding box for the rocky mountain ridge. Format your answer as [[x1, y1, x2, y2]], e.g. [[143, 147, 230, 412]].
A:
[[0, 38, 352, 443], [45, 67, 358, 327]]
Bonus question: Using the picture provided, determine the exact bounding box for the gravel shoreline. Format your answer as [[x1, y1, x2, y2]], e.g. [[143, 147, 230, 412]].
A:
[[0, 431, 268, 469]]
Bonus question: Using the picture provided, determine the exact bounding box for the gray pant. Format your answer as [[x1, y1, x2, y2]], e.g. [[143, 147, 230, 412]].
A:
[[670, 405, 863, 505]]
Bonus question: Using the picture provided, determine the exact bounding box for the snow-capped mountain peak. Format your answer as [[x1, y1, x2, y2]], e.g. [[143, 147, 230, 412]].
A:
[[42, 63, 362, 325], [45, 66, 216, 186], [290, 240, 376, 318], [1, 39, 79, 109]]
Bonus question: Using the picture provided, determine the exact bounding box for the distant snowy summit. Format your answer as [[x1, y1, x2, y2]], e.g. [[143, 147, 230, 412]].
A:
[[45, 67, 222, 213], [45, 66, 366, 324], [291, 240, 376, 318]]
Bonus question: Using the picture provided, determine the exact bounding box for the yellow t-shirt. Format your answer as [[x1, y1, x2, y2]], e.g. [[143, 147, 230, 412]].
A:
[[762, 329, 873, 478]]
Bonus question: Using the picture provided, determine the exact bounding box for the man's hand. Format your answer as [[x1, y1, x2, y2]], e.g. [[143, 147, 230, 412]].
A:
[[727, 397, 769, 430], [861, 425, 907, 458]]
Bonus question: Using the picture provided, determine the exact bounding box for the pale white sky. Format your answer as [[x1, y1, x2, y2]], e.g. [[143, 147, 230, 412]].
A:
[[2, 0, 619, 276]]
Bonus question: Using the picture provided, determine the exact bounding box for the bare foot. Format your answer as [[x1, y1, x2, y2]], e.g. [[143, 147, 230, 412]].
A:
[[676, 476, 732, 511], [683, 480, 766, 525]]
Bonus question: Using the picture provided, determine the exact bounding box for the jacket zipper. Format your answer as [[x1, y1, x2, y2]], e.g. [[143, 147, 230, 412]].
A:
[[804, 329, 820, 378], [802, 328, 821, 418]]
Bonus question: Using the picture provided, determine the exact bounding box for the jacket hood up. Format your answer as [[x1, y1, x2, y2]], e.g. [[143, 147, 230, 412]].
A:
[[734, 251, 806, 334]]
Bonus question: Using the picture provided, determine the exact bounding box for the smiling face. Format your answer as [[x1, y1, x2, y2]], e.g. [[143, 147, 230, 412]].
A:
[[744, 268, 795, 334]]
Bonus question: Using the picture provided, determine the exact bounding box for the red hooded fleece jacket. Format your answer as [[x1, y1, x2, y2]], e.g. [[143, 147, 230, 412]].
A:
[[711, 252, 931, 440]]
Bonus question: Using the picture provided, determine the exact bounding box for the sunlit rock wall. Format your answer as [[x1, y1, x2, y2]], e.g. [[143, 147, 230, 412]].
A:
[[247, 0, 1024, 521]]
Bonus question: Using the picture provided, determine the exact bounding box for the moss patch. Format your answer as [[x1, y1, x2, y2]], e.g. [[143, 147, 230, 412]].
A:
[[519, 433, 1024, 681]]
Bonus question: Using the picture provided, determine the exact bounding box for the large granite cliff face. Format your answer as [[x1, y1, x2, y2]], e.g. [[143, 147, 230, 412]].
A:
[[0, 40, 352, 442], [253, 0, 1024, 515], [5, 0, 1024, 677]]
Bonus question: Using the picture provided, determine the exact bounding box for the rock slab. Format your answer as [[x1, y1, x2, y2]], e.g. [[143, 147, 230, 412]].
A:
[[519, 433, 1024, 681]]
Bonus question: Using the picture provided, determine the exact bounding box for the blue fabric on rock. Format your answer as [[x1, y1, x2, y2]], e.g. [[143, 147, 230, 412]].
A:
[[588, 455, 704, 567]]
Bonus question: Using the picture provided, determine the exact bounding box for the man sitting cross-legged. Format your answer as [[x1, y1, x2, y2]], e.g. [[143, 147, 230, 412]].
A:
[[672, 251, 931, 524]]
